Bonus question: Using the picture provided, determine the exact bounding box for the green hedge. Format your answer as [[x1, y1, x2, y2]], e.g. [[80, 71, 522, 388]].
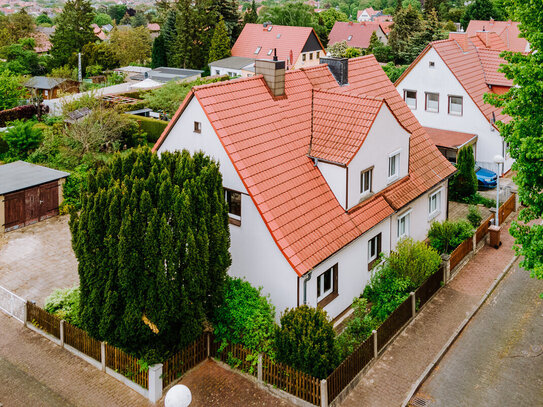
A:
[[125, 114, 168, 143]]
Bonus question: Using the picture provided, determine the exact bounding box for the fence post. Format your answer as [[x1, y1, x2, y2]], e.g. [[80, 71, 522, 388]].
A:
[[472, 233, 477, 252], [410, 292, 416, 317], [59, 320, 65, 347], [257, 353, 263, 382], [148, 363, 163, 403], [372, 329, 378, 358], [101, 341, 106, 372], [441, 254, 450, 284], [320, 379, 328, 407], [23, 300, 28, 326]]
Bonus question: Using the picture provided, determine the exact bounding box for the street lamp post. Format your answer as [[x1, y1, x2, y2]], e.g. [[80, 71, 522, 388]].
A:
[[494, 155, 505, 227]]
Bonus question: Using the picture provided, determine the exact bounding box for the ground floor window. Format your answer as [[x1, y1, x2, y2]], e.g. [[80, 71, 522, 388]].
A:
[[397, 211, 410, 239], [317, 264, 338, 307]]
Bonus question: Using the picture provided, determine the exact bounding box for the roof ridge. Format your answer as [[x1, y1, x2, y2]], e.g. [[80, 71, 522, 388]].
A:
[[313, 87, 384, 103]]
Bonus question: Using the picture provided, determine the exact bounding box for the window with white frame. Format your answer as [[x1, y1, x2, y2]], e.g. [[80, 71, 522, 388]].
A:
[[448, 95, 463, 116], [225, 189, 241, 225], [404, 90, 417, 109], [397, 211, 410, 238], [368, 233, 381, 263], [317, 264, 337, 302], [267, 49, 273, 56], [428, 189, 441, 218], [425, 92, 439, 112], [388, 151, 400, 180], [360, 168, 373, 195]]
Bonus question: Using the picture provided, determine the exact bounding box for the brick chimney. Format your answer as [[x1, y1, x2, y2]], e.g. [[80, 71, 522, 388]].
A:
[[319, 57, 348, 86], [255, 55, 285, 97]]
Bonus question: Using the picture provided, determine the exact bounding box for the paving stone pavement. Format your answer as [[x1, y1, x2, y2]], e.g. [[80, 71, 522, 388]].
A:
[[0, 312, 152, 407], [339, 212, 517, 407], [0, 215, 78, 305], [416, 262, 543, 407], [176, 359, 294, 407]]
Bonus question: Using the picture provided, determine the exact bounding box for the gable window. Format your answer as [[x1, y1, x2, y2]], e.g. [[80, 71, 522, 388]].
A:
[[347, 35, 353, 41], [404, 90, 417, 109], [397, 211, 410, 239], [316, 51, 320, 59], [193, 121, 201, 133], [428, 189, 441, 219], [317, 264, 338, 306], [388, 151, 400, 180], [302, 53, 306, 62], [449, 95, 463, 116], [425, 92, 439, 112], [429, 61, 435, 68], [254, 46, 261, 54], [225, 189, 241, 226], [309, 52, 313, 60], [360, 168, 373, 195], [368, 233, 382, 269]]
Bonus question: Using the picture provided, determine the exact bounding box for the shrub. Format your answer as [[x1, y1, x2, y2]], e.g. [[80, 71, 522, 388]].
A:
[[427, 219, 474, 254], [461, 193, 496, 209], [336, 297, 379, 360], [1, 120, 43, 158], [449, 145, 477, 201], [467, 205, 482, 227], [44, 286, 81, 326], [363, 269, 412, 321], [213, 277, 276, 356], [387, 238, 442, 286], [275, 305, 338, 378], [0, 104, 48, 127], [125, 114, 168, 143]]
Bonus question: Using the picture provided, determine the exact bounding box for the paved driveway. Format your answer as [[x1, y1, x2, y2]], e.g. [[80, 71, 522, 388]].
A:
[[416, 263, 543, 406], [0, 215, 78, 305]]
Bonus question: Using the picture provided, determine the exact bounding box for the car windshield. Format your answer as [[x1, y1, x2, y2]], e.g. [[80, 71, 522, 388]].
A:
[[474, 165, 481, 172]]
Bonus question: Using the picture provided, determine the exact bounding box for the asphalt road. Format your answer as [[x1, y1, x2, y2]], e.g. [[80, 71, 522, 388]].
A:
[[417, 261, 543, 407]]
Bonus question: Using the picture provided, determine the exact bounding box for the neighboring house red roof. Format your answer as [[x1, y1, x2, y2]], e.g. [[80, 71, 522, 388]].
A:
[[396, 38, 512, 128], [328, 22, 384, 49], [357, 7, 376, 20], [154, 56, 454, 276], [424, 127, 477, 150], [373, 15, 392, 23], [147, 23, 160, 32], [469, 31, 506, 50], [231, 23, 324, 67], [465, 19, 528, 52], [31, 31, 52, 53]]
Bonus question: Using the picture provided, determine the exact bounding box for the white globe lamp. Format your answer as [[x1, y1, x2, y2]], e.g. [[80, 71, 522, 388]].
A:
[[164, 384, 192, 407]]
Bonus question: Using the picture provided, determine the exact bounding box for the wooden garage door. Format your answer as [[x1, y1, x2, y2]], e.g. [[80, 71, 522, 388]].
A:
[[4, 191, 25, 231], [25, 186, 40, 225], [39, 182, 59, 220]]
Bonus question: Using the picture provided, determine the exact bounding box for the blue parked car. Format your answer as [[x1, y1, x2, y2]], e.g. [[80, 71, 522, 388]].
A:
[[475, 165, 497, 189]]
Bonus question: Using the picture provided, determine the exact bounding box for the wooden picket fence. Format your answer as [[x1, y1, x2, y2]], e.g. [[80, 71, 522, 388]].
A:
[[162, 333, 208, 388], [326, 336, 373, 402], [64, 321, 101, 362], [476, 215, 494, 245], [105, 343, 148, 389], [27, 302, 61, 339], [261, 353, 321, 405], [415, 266, 444, 308], [449, 237, 472, 270], [214, 341, 257, 376], [499, 193, 516, 224], [376, 295, 412, 351]]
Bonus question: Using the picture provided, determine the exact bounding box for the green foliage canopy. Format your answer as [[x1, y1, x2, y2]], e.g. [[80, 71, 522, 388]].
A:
[[208, 17, 231, 64], [1, 120, 43, 159], [449, 144, 477, 201], [427, 219, 474, 254]]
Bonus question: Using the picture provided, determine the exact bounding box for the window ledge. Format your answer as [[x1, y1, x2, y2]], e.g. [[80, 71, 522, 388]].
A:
[[428, 211, 441, 221], [359, 191, 374, 203], [317, 291, 338, 309], [387, 175, 399, 184], [228, 217, 241, 227]]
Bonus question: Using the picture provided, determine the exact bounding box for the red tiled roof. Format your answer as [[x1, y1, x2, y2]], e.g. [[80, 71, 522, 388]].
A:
[[396, 39, 512, 128], [154, 55, 454, 276], [424, 127, 477, 149], [472, 31, 506, 50], [147, 23, 160, 32], [465, 20, 528, 52], [231, 24, 324, 67], [357, 7, 376, 20], [31, 32, 52, 54], [328, 22, 384, 49]]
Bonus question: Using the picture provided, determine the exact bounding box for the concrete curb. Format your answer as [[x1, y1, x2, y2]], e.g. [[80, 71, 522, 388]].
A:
[[401, 254, 519, 407]]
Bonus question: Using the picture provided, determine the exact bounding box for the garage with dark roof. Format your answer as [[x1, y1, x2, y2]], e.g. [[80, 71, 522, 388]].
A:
[[0, 161, 69, 232]]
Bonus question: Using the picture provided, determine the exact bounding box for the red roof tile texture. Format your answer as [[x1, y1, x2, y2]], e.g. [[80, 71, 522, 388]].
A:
[[154, 55, 454, 276], [328, 21, 384, 49], [465, 20, 528, 52], [424, 127, 477, 149], [230, 23, 324, 67]]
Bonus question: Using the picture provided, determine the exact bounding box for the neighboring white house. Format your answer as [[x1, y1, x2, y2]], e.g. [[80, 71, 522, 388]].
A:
[[208, 56, 255, 78], [154, 55, 455, 321], [395, 33, 514, 174]]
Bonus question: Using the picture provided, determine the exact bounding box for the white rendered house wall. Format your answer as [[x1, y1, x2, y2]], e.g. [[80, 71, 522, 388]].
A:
[[396, 47, 511, 173], [157, 97, 298, 319]]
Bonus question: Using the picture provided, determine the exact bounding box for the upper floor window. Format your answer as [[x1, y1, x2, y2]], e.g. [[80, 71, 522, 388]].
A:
[[360, 168, 373, 195], [225, 189, 241, 226], [302, 53, 306, 61], [388, 151, 400, 180], [254, 46, 261, 54], [428, 189, 441, 218], [317, 264, 338, 306], [404, 90, 417, 109], [193, 121, 201, 133], [316, 51, 320, 59], [425, 92, 439, 112], [309, 52, 313, 60], [368, 233, 382, 269], [397, 211, 410, 239], [449, 95, 463, 116]]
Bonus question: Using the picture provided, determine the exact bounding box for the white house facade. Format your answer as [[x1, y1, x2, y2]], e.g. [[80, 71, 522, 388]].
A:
[[395, 37, 514, 174], [155, 56, 454, 321]]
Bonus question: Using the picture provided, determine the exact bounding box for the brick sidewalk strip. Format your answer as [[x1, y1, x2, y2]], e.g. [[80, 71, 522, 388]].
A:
[[339, 213, 517, 407]]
